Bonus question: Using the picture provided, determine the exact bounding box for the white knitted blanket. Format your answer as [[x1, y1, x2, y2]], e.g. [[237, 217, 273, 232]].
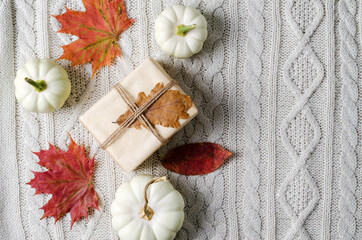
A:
[[1, 0, 361, 239]]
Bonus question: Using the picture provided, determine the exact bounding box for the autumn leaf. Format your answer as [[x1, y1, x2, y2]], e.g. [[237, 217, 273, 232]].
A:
[[116, 82, 193, 129], [27, 135, 99, 229], [52, 0, 134, 78], [162, 143, 232, 175]]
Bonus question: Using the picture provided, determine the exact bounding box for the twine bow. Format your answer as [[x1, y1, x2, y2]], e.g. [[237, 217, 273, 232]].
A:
[[100, 81, 175, 149]]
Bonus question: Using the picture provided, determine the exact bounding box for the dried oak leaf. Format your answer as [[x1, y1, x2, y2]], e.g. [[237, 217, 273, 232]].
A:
[[27, 136, 99, 229], [52, 0, 134, 78], [162, 143, 232, 175], [116, 82, 193, 129]]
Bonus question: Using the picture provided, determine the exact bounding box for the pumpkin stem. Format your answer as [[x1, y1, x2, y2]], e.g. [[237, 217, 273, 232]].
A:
[[176, 24, 196, 37], [25, 77, 47, 92], [139, 176, 168, 221]]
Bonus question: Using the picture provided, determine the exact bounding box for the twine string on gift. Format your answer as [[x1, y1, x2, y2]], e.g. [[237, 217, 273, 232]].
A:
[[100, 81, 175, 149]]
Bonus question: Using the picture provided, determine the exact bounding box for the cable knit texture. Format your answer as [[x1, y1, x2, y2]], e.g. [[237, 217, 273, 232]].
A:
[[243, 0, 263, 239], [338, 0, 358, 239], [279, 0, 323, 239], [0, 0, 362, 239]]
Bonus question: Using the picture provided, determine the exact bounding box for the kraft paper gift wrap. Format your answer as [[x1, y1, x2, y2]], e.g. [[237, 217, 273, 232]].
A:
[[79, 58, 198, 172]]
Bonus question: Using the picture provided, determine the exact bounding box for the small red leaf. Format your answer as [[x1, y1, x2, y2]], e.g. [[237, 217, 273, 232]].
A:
[[161, 143, 232, 175], [27, 135, 99, 229]]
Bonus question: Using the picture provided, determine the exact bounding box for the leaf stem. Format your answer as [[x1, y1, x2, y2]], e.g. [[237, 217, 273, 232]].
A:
[[139, 176, 168, 221], [176, 24, 196, 37], [25, 77, 47, 92]]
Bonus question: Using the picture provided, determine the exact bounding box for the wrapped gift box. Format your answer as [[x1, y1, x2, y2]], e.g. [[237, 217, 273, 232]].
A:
[[79, 58, 198, 172]]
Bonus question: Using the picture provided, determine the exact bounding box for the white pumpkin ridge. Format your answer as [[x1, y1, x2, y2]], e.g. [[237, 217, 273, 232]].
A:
[[155, 5, 208, 59], [111, 175, 185, 240], [14, 58, 71, 113]]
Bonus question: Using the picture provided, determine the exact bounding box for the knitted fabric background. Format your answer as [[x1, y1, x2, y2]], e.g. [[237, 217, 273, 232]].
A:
[[0, 0, 361, 239]]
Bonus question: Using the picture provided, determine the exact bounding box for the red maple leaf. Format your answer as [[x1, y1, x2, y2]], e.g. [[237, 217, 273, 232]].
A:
[[27, 136, 99, 229], [52, 0, 134, 78]]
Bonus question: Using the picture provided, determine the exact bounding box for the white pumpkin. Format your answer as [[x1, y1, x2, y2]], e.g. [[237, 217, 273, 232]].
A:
[[111, 175, 185, 240], [154, 5, 207, 58], [14, 58, 71, 113]]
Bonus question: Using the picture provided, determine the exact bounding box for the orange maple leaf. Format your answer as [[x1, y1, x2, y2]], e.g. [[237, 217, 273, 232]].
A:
[[27, 135, 99, 229], [52, 0, 134, 78]]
